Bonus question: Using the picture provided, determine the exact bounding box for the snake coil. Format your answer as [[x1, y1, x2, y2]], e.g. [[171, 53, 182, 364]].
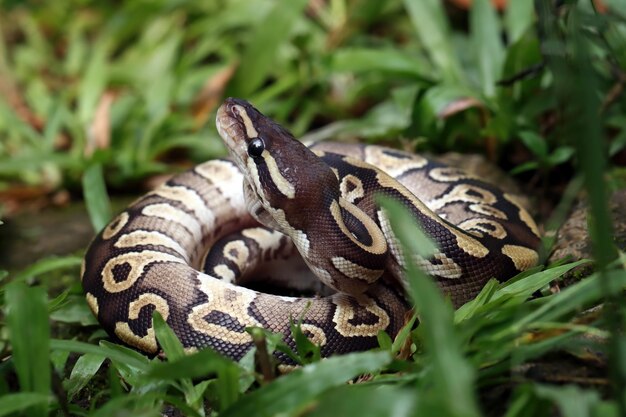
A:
[[81, 98, 540, 363]]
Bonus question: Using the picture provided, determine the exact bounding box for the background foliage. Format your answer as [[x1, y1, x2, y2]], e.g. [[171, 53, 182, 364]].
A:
[[1, 0, 626, 416]]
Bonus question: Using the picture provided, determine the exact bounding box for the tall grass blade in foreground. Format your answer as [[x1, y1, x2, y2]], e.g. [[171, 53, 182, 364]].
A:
[[538, 1, 626, 413]]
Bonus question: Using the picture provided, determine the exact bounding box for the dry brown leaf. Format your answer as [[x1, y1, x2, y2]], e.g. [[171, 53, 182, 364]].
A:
[[192, 62, 238, 129], [85, 91, 117, 157], [437, 96, 484, 119]]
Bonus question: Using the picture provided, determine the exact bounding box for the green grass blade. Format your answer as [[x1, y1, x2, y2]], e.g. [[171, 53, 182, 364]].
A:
[[504, 0, 534, 44], [500, 270, 626, 337], [78, 39, 109, 126], [152, 311, 185, 361], [380, 197, 481, 417], [403, 0, 463, 83], [533, 384, 601, 417], [145, 348, 239, 381], [0, 393, 50, 417], [50, 339, 151, 372], [331, 47, 433, 81], [5, 282, 51, 417], [470, 0, 505, 98], [87, 394, 162, 417], [229, 0, 309, 96], [306, 384, 416, 417], [539, 3, 625, 410], [221, 351, 392, 417], [64, 353, 106, 401], [11, 255, 82, 282], [82, 163, 112, 232], [491, 260, 589, 303]]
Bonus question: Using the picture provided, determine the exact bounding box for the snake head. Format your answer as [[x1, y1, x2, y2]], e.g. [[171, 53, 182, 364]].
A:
[[216, 98, 339, 229]]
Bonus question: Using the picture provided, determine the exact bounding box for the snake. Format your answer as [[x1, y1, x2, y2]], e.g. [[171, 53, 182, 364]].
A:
[[81, 98, 541, 364]]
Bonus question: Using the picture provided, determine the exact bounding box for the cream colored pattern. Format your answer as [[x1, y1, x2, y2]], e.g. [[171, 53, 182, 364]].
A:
[[187, 275, 261, 344], [300, 323, 328, 347], [332, 294, 390, 337], [261, 151, 296, 199], [102, 251, 185, 293], [504, 193, 541, 237], [102, 212, 130, 240], [114, 293, 170, 354], [502, 244, 539, 271]]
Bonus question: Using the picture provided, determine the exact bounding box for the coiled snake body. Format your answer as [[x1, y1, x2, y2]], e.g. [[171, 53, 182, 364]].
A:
[[82, 98, 541, 362]]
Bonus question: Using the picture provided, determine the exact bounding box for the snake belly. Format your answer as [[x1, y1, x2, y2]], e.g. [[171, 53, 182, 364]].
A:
[[81, 98, 541, 363]]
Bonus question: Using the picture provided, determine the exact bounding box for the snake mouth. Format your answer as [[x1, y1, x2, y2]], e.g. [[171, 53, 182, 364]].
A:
[[216, 100, 243, 147], [216, 98, 252, 169]]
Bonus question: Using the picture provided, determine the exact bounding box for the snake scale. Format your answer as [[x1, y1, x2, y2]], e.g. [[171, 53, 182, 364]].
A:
[[81, 98, 541, 363]]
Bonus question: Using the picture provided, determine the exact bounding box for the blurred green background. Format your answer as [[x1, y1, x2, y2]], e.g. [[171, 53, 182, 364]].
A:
[[1, 1, 626, 416], [1, 0, 622, 213]]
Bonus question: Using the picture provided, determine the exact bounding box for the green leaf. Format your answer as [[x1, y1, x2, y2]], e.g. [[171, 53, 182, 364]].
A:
[[5, 282, 51, 417], [491, 260, 589, 304], [548, 146, 575, 166], [519, 130, 549, 159], [533, 384, 601, 417], [504, 0, 534, 44], [331, 47, 432, 81], [78, 39, 109, 126], [11, 255, 82, 283], [454, 278, 499, 323], [152, 311, 185, 361], [221, 351, 392, 417], [504, 270, 626, 336], [64, 353, 106, 400], [146, 348, 239, 381], [82, 163, 112, 232], [470, 0, 505, 97], [0, 393, 50, 417], [391, 313, 418, 355], [291, 319, 322, 364], [87, 394, 162, 417], [380, 198, 481, 417], [403, 0, 463, 82], [50, 339, 151, 372], [50, 295, 99, 326], [307, 384, 416, 417], [418, 84, 481, 124], [509, 161, 539, 175], [229, 0, 309, 96], [336, 85, 421, 138]]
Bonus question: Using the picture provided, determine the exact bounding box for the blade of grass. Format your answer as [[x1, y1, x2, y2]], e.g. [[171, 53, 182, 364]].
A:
[[380, 197, 481, 417], [220, 351, 392, 417], [505, 0, 534, 44], [331, 47, 433, 81], [306, 384, 416, 417], [145, 348, 239, 381], [152, 312, 185, 361], [5, 282, 51, 417], [152, 312, 208, 413], [533, 384, 601, 417], [470, 0, 505, 98], [229, 0, 309, 96], [64, 353, 106, 401], [11, 255, 82, 282], [0, 393, 50, 417], [539, 2, 624, 412], [82, 163, 112, 232], [403, 0, 463, 83], [50, 339, 151, 372], [493, 270, 626, 340]]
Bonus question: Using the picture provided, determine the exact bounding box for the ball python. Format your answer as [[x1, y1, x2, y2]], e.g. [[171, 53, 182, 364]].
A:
[[81, 98, 541, 363]]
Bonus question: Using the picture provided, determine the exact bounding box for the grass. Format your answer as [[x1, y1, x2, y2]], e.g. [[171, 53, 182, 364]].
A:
[[1, 0, 626, 416]]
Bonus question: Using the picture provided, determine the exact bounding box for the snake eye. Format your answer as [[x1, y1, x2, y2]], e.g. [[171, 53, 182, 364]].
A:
[[247, 137, 265, 158]]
